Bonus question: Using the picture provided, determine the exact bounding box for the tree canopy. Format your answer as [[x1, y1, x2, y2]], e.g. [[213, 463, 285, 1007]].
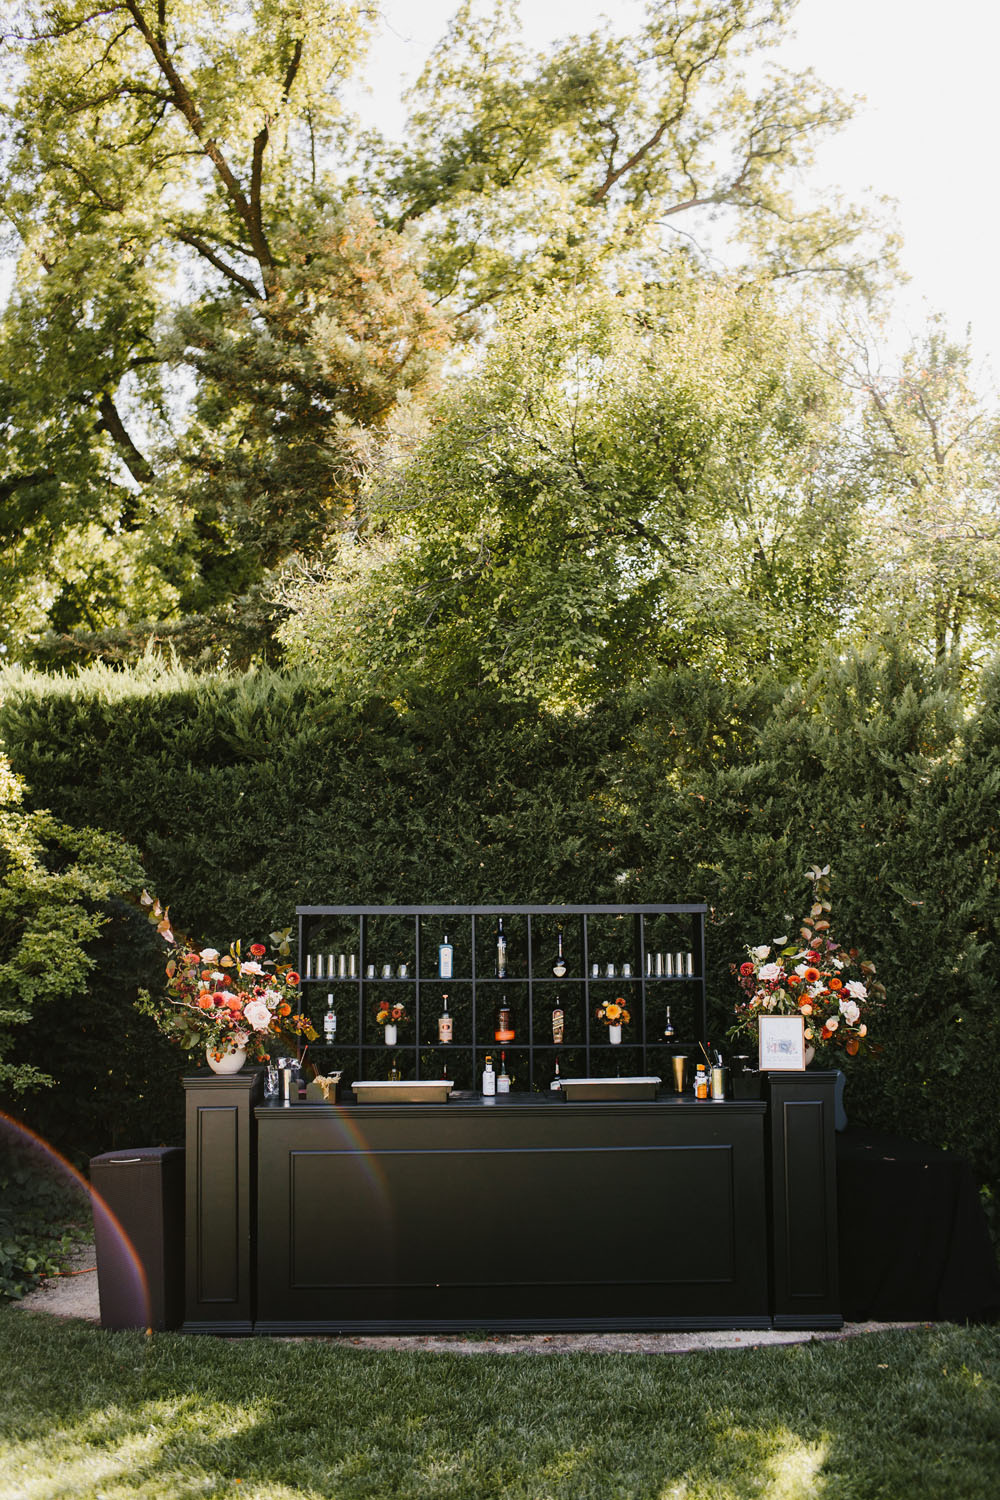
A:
[[0, 0, 895, 655]]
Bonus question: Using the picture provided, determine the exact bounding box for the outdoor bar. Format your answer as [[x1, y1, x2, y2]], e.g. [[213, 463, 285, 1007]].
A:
[[181, 904, 841, 1336]]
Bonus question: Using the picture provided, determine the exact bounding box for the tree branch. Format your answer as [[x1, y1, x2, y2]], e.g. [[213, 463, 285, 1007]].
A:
[[121, 0, 274, 279], [96, 393, 154, 485], [175, 229, 265, 299]]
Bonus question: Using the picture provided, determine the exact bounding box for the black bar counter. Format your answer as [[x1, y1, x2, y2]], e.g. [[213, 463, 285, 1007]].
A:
[[182, 1072, 842, 1335]]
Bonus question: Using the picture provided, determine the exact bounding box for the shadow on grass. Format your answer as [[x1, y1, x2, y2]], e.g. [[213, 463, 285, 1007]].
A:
[[1, 1311, 999, 1499]]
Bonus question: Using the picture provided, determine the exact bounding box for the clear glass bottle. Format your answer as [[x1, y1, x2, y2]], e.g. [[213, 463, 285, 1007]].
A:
[[550, 1055, 562, 1091], [693, 1062, 710, 1100], [552, 927, 567, 978], [323, 995, 337, 1044], [482, 1053, 496, 1096], [438, 934, 453, 980], [495, 917, 507, 979], [438, 993, 453, 1044], [497, 1051, 511, 1093]]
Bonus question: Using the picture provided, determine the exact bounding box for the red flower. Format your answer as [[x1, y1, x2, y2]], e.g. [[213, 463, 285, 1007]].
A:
[[249, 943, 267, 957], [739, 961, 755, 975], [285, 971, 300, 987], [806, 951, 821, 964]]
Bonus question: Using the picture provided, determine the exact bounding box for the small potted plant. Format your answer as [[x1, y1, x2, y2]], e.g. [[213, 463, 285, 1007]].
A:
[[595, 996, 631, 1045], [375, 998, 411, 1046]]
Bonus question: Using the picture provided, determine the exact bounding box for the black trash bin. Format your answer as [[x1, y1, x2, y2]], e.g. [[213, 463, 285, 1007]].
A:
[[89, 1146, 185, 1330]]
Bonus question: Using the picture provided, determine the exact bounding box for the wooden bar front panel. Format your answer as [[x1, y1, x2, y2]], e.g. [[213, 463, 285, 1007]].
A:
[[255, 1099, 770, 1333]]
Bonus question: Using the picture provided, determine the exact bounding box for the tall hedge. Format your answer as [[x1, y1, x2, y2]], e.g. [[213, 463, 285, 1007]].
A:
[[0, 651, 997, 1223]]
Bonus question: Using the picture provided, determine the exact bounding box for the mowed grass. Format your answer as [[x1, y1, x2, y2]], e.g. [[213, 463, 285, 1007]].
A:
[[1, 1311, 998, 1500]]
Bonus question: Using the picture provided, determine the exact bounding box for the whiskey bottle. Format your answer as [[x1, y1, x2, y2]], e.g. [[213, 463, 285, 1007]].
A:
[[482, 1053, 496, 1096], [495, 917, 507, 979], [552, 927, 567, 978], [663, 1006, 675, 1042], [550, 1055, 562, 1091], [494, 998, 515, 1043], [497, 1051, 511, 1094], [438, 993, 453, 1044], [551, 1000, 565, 1044]]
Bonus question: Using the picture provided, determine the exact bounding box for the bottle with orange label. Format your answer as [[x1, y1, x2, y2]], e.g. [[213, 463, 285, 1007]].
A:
[[494, 998, 515, 1044]]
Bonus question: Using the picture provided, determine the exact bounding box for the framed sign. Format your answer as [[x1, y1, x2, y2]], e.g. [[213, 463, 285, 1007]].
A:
[[758, 1014, 806, 1071]]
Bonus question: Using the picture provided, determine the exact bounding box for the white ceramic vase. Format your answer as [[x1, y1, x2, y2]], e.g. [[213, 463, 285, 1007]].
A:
[[384, 1023, 397, 1046], [608, 1024, 622, 1046], [205, 1042, 247, 1075]]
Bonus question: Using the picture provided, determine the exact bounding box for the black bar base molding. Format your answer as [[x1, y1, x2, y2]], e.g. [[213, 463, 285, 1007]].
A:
[[181, 1071, 841, 1336]]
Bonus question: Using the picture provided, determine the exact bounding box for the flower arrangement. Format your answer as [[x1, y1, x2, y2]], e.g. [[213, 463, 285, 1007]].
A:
[[595, 996, 631, 1027], [730, 866, 885, 1060], [375, 998, 411, 1029], [136, 892, 317, 1064]]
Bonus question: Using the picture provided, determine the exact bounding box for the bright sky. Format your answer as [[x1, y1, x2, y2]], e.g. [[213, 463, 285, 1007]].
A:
[[355, 0, 1000, 382]]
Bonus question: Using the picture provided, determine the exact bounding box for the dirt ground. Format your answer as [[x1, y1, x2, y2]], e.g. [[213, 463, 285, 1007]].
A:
[[13, 1243, 920, 1353]]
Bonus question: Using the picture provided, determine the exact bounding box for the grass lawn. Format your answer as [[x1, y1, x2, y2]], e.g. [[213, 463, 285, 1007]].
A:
[[1, 1313, 998, 1499]]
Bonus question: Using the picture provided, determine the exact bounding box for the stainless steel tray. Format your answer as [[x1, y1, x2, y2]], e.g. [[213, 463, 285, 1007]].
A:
[[559, 1076, 662, 1101], [352, 1080, 454, 1104]]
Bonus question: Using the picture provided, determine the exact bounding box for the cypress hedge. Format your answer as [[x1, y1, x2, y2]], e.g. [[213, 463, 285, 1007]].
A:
[[0, 649, 997, 1228]]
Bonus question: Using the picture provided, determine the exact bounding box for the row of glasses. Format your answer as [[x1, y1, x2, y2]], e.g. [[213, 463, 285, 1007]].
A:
[[646, 951, 695, 978]]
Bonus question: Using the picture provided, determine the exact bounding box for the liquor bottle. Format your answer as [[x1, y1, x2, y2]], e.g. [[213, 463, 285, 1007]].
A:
[[495, 917, 507, 978], [552, 927, 567, 978], [388, 1056, 402, 1082], [323, 995, 337, 1044], [482, 1053, 496, 1096], [550, 1055, 562, 1091], [551, 1000, 565, 1044], [440, 1060, 450, 1082], [438, 993, 453, 1044], [494, 998, 515, 1043], [663, 1006, 675, 1042], [438, 934, 454, 980], [497, 1051, 511, 1093], [693, 1062, 709, 1100]]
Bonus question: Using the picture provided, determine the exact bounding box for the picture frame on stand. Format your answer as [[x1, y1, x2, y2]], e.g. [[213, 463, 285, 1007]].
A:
[[759, 1014, 806, 1071]]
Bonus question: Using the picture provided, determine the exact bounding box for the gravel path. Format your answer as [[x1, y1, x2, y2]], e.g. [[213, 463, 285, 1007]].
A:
[[13, 1244, 920, 1353]]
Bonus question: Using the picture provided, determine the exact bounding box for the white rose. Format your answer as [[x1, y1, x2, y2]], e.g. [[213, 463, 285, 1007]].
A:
[[752, 945, 771, 961], [757, 962, 783, 982], [242, 999, 272, 1032], [240, 960, 264, 976], [200, 947, 220, 962], [825, 1015, 839, 1032], [845, 979, 868, 1000], [840, 999, 861, 1025]]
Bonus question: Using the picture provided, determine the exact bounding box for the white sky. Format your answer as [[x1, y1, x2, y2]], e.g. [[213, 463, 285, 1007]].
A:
[[354, 0, 1000, 382]]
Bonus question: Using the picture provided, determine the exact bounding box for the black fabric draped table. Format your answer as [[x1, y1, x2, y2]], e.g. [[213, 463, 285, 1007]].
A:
[[836, 1128, 1000, 1323]]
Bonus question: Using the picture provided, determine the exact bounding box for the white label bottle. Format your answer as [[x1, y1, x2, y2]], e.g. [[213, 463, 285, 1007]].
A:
[[497, 1051, 511, 1093], [438, 934, 453, 979], [323, 995, 337, 1044], [482, 1053, 496, 1096], [438, 994, 453, 1044]]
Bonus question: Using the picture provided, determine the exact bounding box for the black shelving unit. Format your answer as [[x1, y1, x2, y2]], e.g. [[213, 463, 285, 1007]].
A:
[[296, 903, 707, 1090]]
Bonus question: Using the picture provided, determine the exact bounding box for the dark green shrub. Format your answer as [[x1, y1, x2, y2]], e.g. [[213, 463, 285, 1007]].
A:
[[0, 648, 997, 1223]]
